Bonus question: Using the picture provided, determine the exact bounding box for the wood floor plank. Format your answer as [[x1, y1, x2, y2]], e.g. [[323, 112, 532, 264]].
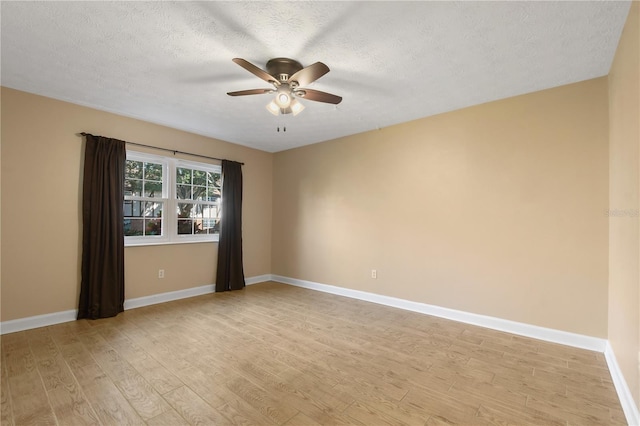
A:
[[46, 385, 101, 425], [113, 374, 172, 420], [3, 346, 37, 378], [8, 371, 57, 426], [565, 381, 625, 409], [224, 375, 299, 425], [145, 408, 189, 426], [334, 380, 432, 425], [215, 401, 277, 426], [391, 375, 483, 424], [80, 375, 145, 425], [56, 338, 143, 426], [1, 282, 627, 426], [35, 352, 100, 425], [282, 411, 323, 426], [162, 385, 231, 426], [232, 359, 354, 425], [475, 401, 566, 426], [448, 374, 528, 409], [255, 318, 411, 402], [119, 326, 194, 373], [610, 405, 629, 424], [1, 333, 30, 354], [530, 338, 604, 365], [172, 365, 239, 408], [100, 326, 183, 394], [276, 367, 354, 412], [0, 353, 14, 426], [526, 393, 625, 425], [343, 401, 410, 426], [54, 339, 95, 371], [249, 299, 447, 390]]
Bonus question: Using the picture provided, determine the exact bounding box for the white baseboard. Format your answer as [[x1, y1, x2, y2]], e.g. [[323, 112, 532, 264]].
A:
[[0, 274, 272, 335], [271, 275, 607, 352], [0, 309, 78, 335], [605, 341, 640, 426], [245, 274, 272, 285], [123, 284, 215, 310]]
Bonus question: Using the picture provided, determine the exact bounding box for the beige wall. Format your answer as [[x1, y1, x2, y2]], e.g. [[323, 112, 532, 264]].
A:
[[608, 1, 640, 408], [273, 78, 610, 338], [1, 87, 273, 321]]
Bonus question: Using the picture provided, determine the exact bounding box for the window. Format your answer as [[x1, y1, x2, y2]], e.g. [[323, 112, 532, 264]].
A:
[[124, 157, 166, 238], [176, 166, 221, 236], [124, 151, 221, 246]]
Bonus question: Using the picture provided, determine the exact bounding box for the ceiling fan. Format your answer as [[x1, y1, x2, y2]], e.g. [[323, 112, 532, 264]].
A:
[[227, 58, 342, 116]]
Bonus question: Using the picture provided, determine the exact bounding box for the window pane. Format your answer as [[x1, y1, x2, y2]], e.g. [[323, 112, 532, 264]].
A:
[[176, 184, 191, 200], [126, 201, 144, 217], [145, 219, 162, 236], [193, 186, 207, 201], [144, 202, 162, 218], [206, 187, 220, 202], [203, 204, 213, 218], [196, 221, 206, 234], [124, 218, 144, 236], [192, 204, 205, 219], [201, 218, 219, 234], [208, 219, 220, 234], [144, 162, 163, 181], [176, 168, 191, 185], [125, 160, 143, 179], [193, 169, 206, 186], [177, 219, 192, 235], [208, 172, 221, 189], [177, 202, 195, 219], [124, 179, 142, 197], [144, 181, 162, 198], [123, 200, 133, 216]]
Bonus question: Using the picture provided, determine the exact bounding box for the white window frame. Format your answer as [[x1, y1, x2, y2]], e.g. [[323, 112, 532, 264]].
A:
[[124, 151, 221, 247], [173, 158, 222, 244]]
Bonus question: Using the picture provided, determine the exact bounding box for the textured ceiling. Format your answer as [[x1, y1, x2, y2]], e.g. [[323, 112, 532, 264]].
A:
[[1, 1, 631, 153]]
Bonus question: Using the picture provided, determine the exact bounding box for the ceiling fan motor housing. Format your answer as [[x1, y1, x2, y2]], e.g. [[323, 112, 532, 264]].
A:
[[266, 58, 303, 84]]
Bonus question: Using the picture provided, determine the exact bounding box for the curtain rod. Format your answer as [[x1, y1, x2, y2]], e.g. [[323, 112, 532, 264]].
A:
[[79, 132, 244, 165]]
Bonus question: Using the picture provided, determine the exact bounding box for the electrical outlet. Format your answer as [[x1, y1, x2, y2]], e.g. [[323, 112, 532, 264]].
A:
[[371, 269, 377, 279], [158, 269, 165, 279]]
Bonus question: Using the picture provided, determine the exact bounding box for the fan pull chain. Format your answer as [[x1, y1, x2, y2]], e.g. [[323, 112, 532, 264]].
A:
[[277, 126, 287, 133]]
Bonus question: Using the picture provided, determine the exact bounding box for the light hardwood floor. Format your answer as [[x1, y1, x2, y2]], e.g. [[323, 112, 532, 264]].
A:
[[1, 281, 626, 425]]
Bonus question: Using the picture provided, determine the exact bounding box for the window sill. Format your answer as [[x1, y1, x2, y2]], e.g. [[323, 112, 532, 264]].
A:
[[125, 238, 218, 248]]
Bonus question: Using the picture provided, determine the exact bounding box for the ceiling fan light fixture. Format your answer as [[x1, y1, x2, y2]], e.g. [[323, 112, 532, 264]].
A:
[[290, 99, 305, 116], [266, 100, 280, 116], [275, 90, 291, 108]]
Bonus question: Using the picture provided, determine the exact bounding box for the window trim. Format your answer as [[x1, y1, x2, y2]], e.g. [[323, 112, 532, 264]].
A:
[[124, 151, 221, 247]]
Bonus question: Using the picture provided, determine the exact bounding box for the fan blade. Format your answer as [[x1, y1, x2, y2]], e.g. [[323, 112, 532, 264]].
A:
[[227, 89, 273, 96], [288, 62, 330, 87], [296, 88, 342, 105], [232, 58, 279, 85]]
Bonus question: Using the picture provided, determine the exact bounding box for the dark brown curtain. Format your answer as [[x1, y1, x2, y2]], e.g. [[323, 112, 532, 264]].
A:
[[77, 134, 126, 319], [215, 160, 245, 291]]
